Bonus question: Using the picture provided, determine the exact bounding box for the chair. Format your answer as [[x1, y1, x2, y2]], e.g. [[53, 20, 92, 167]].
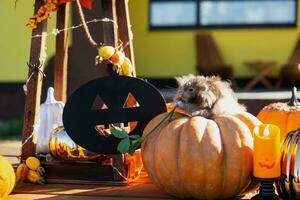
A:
[[276, 36, 300, 88], [195, 34, 234, 82], [243, 60, 276, 91]]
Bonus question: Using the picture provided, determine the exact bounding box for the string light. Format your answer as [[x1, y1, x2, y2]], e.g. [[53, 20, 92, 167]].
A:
[[31, 18, 118, 39], [21, 17, 134, 151], [25, 17, 119, 92], [25, 16, 132, 94], [22, 131, 35, 147]]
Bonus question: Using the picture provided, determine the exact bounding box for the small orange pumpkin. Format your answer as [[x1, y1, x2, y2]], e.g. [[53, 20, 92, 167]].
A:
[[257, 87, 300, 140], [142, 111, 261, 199]]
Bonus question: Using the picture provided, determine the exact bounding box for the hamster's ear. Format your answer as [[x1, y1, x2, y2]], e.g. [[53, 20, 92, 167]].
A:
[[175, 74, 195, 86]]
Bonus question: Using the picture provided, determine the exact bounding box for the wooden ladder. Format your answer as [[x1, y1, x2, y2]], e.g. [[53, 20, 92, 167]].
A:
[[21, 0, 135, 160]]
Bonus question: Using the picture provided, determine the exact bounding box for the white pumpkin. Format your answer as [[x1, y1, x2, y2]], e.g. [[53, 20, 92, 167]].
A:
[[36, 87, 64, 153]]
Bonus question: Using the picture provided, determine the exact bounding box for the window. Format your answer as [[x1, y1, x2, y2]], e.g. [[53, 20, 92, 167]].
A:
[[149, 0, 298, 29]]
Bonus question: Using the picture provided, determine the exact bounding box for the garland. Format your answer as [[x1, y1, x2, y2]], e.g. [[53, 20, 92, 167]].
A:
[[27, 0, 94, 29], [25, 0, 134, 79]]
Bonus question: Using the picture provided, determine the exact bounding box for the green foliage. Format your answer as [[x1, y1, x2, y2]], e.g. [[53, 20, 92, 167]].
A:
[[111, 125, 144, 155], [117, 137, 130, 153], [112, 107, 176, 155], [0, 117, 23, 138], [111, 126, 128, 139], [128, 135, 140, 139]]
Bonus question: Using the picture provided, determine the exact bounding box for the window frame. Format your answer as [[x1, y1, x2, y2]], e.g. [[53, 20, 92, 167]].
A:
[[149, 0, 298, 30]]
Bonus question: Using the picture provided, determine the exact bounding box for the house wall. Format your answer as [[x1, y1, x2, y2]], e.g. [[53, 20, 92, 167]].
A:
[[0, 0, 57, 82], [129, 0, 300, 77], [0, 0, 299, 81]]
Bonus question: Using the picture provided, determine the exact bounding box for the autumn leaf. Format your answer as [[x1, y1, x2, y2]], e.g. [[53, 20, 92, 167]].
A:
[[58, 0, 70, 4], [59, 0, 93, 10], [79, 0, 93, 9]]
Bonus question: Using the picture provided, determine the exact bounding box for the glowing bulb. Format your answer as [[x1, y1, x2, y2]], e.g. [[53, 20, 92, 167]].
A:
[[263, 125, 270, 137]]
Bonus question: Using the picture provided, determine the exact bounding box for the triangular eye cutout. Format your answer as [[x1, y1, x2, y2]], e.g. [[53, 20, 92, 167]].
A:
[[100, 103, 108, 110], [91, 95, 109, 110], [123, 92, 140, 108]]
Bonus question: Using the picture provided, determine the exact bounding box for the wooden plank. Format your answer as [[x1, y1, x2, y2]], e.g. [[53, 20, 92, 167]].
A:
[[11, 171, 256, 199], [0, 140, 21, 164], [112, 154, 126, 181], [116, 0, 138, 133], [116, 0, 136, 76], [12, 173, 173, 199], [54, 3, 69, 102], [42, 161, 126, 184], [21, 0, 48, 160], [7, 194, 172, 200], [100, 0, 126, 179], [101, 0, 117, 47], [195, 34, 224, 68]]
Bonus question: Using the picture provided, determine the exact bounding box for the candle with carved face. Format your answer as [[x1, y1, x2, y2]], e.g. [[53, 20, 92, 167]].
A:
[[253, 124, 281, 178]]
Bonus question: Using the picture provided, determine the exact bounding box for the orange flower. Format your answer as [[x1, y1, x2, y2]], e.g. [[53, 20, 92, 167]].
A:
[[27, 0, 59, 29], [27, 0, 93, 29]]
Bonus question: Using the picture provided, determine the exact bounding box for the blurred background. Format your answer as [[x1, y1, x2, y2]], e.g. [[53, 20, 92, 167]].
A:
[[0, 0, 299, 145]]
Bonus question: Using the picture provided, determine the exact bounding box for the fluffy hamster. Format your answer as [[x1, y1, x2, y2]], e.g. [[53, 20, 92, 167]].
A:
[[173, 75, 245, 118]]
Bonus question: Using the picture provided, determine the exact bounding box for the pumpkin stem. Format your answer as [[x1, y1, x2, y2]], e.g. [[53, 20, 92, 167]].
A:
[[288, 87, 299, 106], [144, 107, 176, 140], [127, 107, 177, 155]]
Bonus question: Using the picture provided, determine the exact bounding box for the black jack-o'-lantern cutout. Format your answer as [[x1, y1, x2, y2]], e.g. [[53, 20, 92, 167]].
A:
[[63, 76, 167, 154]]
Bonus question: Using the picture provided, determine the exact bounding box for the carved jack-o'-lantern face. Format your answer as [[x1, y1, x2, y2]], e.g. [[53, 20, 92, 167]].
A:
[[63, 76, 167, 154], [253, 124, 281, 178], [258, 152, 275, 169]]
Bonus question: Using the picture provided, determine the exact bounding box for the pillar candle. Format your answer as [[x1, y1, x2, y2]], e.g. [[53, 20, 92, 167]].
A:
[[253, 124, 281, 178]]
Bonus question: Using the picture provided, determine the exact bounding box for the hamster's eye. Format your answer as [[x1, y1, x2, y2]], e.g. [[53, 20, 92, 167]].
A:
[[188, 88, 195, 92]]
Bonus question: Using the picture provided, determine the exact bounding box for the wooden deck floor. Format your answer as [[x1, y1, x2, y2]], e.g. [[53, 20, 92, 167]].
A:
[[8, 173, 173, 200], [1, 134, 257, 200], [7, 172, 255, 200]]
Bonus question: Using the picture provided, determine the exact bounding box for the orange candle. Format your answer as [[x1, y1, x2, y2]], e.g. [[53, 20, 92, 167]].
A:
[[253, 124, 281, 178]]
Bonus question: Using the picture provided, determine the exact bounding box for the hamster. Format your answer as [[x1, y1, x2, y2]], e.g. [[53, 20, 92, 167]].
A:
[[173, 74, 245, 119]]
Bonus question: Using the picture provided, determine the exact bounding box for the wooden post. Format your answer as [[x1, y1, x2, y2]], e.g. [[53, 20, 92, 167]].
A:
[[116, 0, 137, 144], [102, 0, 118, 47], [54, 4, 69, 102], [21, 0, 48, 160], [100, 0, 126, 179], [116, 0, 136, 76]]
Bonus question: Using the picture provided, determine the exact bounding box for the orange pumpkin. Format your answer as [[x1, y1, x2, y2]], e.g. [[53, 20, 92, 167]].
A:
[[257, 87, 300, 140], [142, 111, 261, 199]]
